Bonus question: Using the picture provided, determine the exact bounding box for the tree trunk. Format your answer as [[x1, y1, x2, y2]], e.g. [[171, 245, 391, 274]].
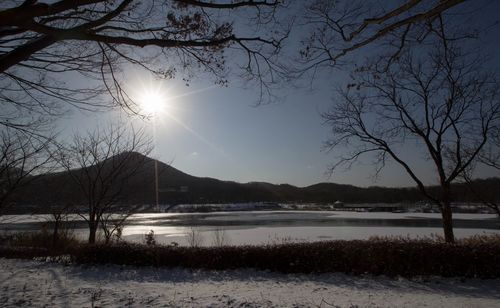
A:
[[441, 201, 455, 243], [88, 222, 97, 244], [103, 227, 111, 244], [440, 181, 455, 243]]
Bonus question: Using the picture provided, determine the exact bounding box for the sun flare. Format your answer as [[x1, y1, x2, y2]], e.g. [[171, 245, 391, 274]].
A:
[[139, 90, 166, 116]]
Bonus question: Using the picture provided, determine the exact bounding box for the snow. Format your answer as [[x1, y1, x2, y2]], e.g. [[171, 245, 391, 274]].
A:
[[1, 258, 500, 307], [120, 226, 500, 247]]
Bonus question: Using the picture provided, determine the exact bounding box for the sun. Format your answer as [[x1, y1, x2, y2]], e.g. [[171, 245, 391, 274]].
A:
[[138, 89, 168, 117]]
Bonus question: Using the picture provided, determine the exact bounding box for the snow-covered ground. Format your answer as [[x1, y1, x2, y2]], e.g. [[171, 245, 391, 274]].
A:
[[1, 258, 499, 307]]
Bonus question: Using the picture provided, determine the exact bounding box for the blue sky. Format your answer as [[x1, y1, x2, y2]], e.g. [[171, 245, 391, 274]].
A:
[[58, 1, 500, 188]]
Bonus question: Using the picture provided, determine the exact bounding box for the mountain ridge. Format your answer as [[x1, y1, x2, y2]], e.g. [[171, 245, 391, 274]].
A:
[[9, 152, 500, 209]]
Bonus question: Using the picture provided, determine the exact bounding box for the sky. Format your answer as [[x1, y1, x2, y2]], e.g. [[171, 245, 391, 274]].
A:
[[57, 1, 500, 188]]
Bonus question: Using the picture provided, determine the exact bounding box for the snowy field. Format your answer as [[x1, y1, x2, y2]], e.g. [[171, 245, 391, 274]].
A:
[[1, 258, 500, 307]]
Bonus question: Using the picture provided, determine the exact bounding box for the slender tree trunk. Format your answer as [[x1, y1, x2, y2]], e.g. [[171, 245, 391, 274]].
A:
[[441, 183, 455, 243], [103, 226, 111, 244], [441, 202, 454, 243]]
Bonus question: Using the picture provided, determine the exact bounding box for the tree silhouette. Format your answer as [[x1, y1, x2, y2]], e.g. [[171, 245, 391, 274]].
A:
[[299, 0, 468, 72], [0, 0, 287, 132], [323, 35, 499, 242], [0, 127, 54, 214], [58, 124, 153, 244]]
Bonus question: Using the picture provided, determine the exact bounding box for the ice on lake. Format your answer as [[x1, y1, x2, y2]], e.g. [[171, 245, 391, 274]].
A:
[[2, 210, 499, 246]]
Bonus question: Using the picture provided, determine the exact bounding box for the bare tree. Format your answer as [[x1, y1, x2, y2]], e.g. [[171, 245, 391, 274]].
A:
[[46, 202, 74, 247], [478, 129, 500, 170], [58, 124, 153, 244], [323, 36, 499, 242], [186, 226, 204, 247], [211, 227, 230, 247], [35, 176, 75, 246], [298, 1, 500, 243], [299, 0, 471, 72], [100, 205, 141, 244], [0, 0, 288, 132], [0, 127, 54, 214]]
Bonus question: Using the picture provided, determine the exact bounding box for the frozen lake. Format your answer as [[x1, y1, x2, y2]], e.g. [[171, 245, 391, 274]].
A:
[[2, 211, 500, 246]]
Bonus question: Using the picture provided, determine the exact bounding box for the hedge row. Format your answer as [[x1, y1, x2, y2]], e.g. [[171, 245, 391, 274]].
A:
[[2, 235, 499, 278], [72, 238, 500, 278]]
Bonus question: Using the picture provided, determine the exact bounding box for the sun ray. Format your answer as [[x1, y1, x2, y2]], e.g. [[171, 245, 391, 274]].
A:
[[128, 73, 226, 156], [164, 112, 229, 158]]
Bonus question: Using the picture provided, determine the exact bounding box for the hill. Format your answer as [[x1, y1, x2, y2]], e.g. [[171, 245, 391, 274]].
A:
[[7, 152, 500, 212]]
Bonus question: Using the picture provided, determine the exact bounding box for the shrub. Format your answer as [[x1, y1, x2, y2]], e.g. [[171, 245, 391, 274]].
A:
[[211, 228, 230, 247], [1, 235, 500, 278], [0, 228, 80, 252], [68, 235, 500, 278], [186, 227, 204, 247], [144, 230, 156, 246]]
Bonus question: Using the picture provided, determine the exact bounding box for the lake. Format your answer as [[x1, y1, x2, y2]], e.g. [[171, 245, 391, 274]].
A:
[[2, 210, 500, 246]]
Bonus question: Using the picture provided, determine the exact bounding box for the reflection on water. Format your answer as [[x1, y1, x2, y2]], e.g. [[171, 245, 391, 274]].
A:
[[2, 211, 499, 246]]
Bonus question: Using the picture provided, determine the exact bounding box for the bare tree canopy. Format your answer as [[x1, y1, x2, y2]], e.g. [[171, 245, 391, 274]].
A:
[[0, 0, 475, 129], [297, 0, 500, 243], [0, 127, 54, 214], [0, 0, 288, 131], [58, 123, 153, 243], [478, 130, 500, 170], [299, 0, 471, 72], [323, 29, 500, 242]]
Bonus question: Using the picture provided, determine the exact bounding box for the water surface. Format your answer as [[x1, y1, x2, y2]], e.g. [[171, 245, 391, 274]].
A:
[[2, 211, 499, 246]]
